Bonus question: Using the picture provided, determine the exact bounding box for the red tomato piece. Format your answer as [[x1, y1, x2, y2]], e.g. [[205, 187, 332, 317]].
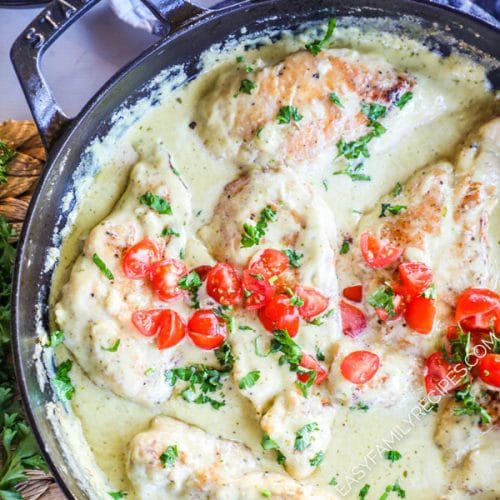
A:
[[206, 263, 243, 306], [156, 309, 186, 349], [455, 288, 500, 332], [258, 294, 300, 337], [122, 237, 160, 279], [424, 352, 469, 396], [373, 293, 405, 322], [243, 270, 274, 310], [150, 258, 188, 302], [295, 286, 329, 319], [340, 300, 367, 337], [340, 350, 380, 384], [249, 248, 289, 280], [342, 284, 363, 303], [477, 354, 500, 388], [360, 232, 403, 269], [298, 354, 328, 385], [404, 296, 436, 334], [131, 309, 164, 337], [193, 265, 212, 282], [187, 309, 227, 350], [398, 261, 433, 298]]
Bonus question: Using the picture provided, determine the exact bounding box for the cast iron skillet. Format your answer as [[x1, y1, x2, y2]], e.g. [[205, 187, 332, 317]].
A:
[[10, 0, 499, 497]]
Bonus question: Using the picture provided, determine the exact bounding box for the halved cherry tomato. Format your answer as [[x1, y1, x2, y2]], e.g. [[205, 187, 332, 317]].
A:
[[156, 309, 186, 349], [340, 300, 367, 337], [298, 354, 328, 385], [340, 350, 379, 384], [374, 293, 405, 322], [122, 237, 160, 279], [258, 294, 300, 337], [131, 309, 164, 337], [455, 288, 500, 332], [404, 296, 436, 334], [243, 270, 274, 310], [398, 261, 433, 298], [477, 353, 500, 388], [360, 232, 403, 269], [187, 309, 227, 349], [295, 286, 329, 319], [193, 265, 212, 282], [343, 285, 363, 303], [249, 248, 289, 280], [424, 351, 469, 396], [206, 263, 242, 306], [150, 258, 188, 302]]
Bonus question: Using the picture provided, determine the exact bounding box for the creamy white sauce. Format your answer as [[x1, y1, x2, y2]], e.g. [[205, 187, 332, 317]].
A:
[[47, 21, 499, 499]]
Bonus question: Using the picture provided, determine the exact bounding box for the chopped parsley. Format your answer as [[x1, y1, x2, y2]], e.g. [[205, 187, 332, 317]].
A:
[[359, 483, 370, 499], [0, 140, 16, 183], [164, 364, 227, 410], [379, 203, 407, 217], [392, 182, 402, 197], [241, 206, 277, 247], [361, 101, 387, 122], [277, 451, 287, 464], [295, 368, 316, 397], [315, 347, 326, 361], [178, 270, 202, 309], [379, 480, 406, 499], [322, 178, 329, 191], [256, 126, 264, 137], [254, 336, 273, 357], [261, 432, 286, 464], [453, 385, 491, 424], [350, 401, 369, 412], [53, 359, 75, 401], [261, 490, 271, 498], [92, 253, 114, 280], [394, 91, 413, 109], [277, 105, 303, 124], [422, 283, 436, 299], [161, 226, 180, 237], [239, 325, 255, 332], [139, 192, 172, 214], [305, 18, 336, 55], [212, 305, 236, 334], [445, 326, 470, 364], [329, 477, 338, 486], [340, 239, 350, 254], [309, 451, 324, 466], [45, 330, 65, 348], [102, 339, 120, 352], [334, 162, 371, 182], [282, 248, 303, 268], [239, 78, 256, 95], [290, 295, 304, 307], [239, 370, 260, 389], [108, 492, 128, 499], [214, 341, 235, 371], [179, 248, 185, 260], [294, 422, 319, 451], [307, 308, 334, 326], [385, 450, 402, 462], [367, 285, 396, 318], [236, 55, 245, 63], [160, 445, 178, 468], [329, 92, 343, 107]]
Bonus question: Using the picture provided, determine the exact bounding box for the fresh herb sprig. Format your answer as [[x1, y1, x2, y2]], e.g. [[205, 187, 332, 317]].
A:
[[277, 106, 303, 124], [178, 271, 202, 309], [139, 192, 172, 215], [241, 206, 277, 248], [0, 141, 16, 183], [305, 18, 337, 55]]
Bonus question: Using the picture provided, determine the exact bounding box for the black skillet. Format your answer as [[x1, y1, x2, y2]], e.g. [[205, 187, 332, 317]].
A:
[[10, 0, 499, 497]]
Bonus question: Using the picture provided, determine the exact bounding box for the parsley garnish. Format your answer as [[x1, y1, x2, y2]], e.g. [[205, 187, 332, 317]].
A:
[[92, 253, 114, 280], [239, 370, 260, 389], [315, 347, 326, 361], [361, 102, 387, 122], [239, 325, 255, 332], [309, 451, 324, 466], [379, 203, 407, 217], [214, 341, 234, 371], [53, 359, 75, 401], [295, 368, 317, 397], [367, 285, 395, 318], [294, 422, 319, 451], [108, 492, 128, 499], [329, 92, 343, 107], [139, 192, 172, 214], [45, 330, 65, 348], [239, 79, 256, 95], [305, 18, 336, 55], [102, 339, 120, 352], [179, 248, 185, 260], [0, 141, 16, 183], [261, 490, 271, 498], [160, 445, 178, 467], [359, 483, 370, 499], [241, 206, 277, 247], [392, 182, 402, 197], [394, 92, 413, 109], [421, 283, 436, 299], [282, 248, 303, 268], [256, 126, 264, 137], [290, 295, 304, 307], [334, 162, 371, 182], [340, 240, 350, 254], [254, 336, 272, 357], [277, 106, 303, 124], [307, 309, 334, 326], [350, 401, 369, 412], [161, 227, 180, 237], [453, 385, 491, 424], [329, 477, 338, 486], [385, 450, 402, 462], [212, 305, 235, 334], [277, 451, 287, 464], [178, 270, 202, 309], [261, 432, 286, 464], [379, 480, 406, 499], [236, 55, 244, 63]]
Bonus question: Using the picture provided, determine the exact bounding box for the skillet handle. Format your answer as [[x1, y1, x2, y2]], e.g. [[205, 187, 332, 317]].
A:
[[140, 0, 205, 35]]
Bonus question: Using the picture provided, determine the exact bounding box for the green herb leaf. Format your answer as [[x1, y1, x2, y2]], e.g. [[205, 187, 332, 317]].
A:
[[241, 206, 277, 247], [340, 240, 350, 254], [102, 339, 120, 352], [161, 227, 180, 237], [214, 342, 235, 371], [261, 433, 279, 450], [277, 451, 287, 465], [254, 336, 273, 357], [329, 477, 338, 486], [139, 192, 172, 214], [359, 483, 371, 499], [392, 182, 402, 197], [380, 203, 407, 217], [236, 55, 245, 63], [0, 141, 17, 184], [92, 253, 114, 280], [394, 91, 413, 109], [108, 492, 128, 499], [361, 102, 387, 122], [53, 359, 75, 401], [315, 347, 326, 361], [277, 105, 303, 124], [261, 490, 271, 498], [334, 162, 371, 182], [367, 285, 395, 318], [240, 79, 256, 95], [239, 370, 260, 389], [384, 450, 402, 462], [239, 325, 255, 332], [453, 385, 491, 424], [379, 480, 406, 499], [305, 18, 336, 55], [45, 330, 65, 348], [307, 309, 334, 326], [349, 401, 369, 412], [295, 368, 316, 397], [309, 451, 324, 466], [160, 445, 178, 468], [329, 92, 343, 107], [421, 283, 436, 299], [282, 248, 303, 268], [178, 271, 202, 309], [294, 422, 319, 451], [290, 295, 304, 307]]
